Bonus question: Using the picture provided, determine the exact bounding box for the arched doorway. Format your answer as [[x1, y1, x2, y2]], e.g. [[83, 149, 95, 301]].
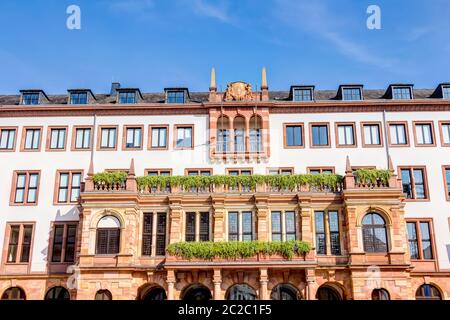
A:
[[226, 284, 257, 300], [415, 284, 442, 300], [316, 285, 342, 300], [142, 286, 167, 300], [1, 287, 26, 300], [182, 284, 212, 301], [45, 286, 70, 300], [372, 288, 390, 300], [95, 290, 112, 300], [271, 284, 300, 300]]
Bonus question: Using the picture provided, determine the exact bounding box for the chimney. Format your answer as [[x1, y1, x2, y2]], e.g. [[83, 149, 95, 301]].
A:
[[110, 82, 121, 95]]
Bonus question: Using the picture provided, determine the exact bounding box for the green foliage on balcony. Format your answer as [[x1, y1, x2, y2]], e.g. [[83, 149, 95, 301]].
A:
[[353, 169, 392, 185], [92, 171, 128, 185], [135, 173, 343, 192], [166, 240, 311, 260]]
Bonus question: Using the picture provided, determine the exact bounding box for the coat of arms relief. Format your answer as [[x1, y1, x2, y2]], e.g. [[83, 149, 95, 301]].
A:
[[224, 81, 253, 101]]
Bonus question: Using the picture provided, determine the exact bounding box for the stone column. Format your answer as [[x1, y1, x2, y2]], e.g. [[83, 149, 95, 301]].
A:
[[305, 268, 316, 300], [169, 201, 183, 244], [213, 269, 223, 300], [166, 270, 176, 300], [259, 268, 269, 300], [255, 200, 269, 241]]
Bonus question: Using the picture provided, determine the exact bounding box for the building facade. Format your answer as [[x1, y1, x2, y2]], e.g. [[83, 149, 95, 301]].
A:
[[0, 69, 449, 300]]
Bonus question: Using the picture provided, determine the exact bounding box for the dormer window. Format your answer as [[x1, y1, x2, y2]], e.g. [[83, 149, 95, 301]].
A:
[[392, 86, 412, 100], [293, 88, 313, 101], [342, 87, 362, 101], [70, 92, 88, 105], [118, 91, 136, 104], [442, 86, 450, 99], [22, 93, 40, 105], [167, 91, 185, 104]]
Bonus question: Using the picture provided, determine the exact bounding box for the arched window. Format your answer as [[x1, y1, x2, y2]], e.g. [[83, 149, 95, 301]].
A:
[[233, 116, 246, 153], [415, 284, 442, 300], [271, 284, 300, 300], [1, 287, 26, 300], [362, 213, 387, 253], [45, 286, 70, 300], [217, 115, 230, 153], [372, 288, 390, 300], [96, 216, 121, 255], [142, 286, 167, 300], [226, 284, 257, 300], [249, 115, 263, 153], [316, 286, 341, 300], [182, 284, 212, 301], [95, 290, 112, 300]]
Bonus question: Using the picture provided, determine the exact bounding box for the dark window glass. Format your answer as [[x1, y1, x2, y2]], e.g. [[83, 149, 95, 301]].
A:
[[45, 287, 70, 300], [311, 125, 328, 146], [142, 213, 153, 256], [286, 125, 303, 147], [242, 212, 252, 241], [7, 226, 20, 263], [1, 287, 26, 300], [401, 169, 413, 199], [293, 89, 312, 101], [199, 213, 209, 242], [372, 289, 390, 300], [51, 225, 64, 262], [118, 91, 136, 104], [343, 88, 362, 100], [228, 212, 238, 241], [70, 92, 88, 105], [316, 287, 341, 300], [167, 91, 185, 104], [413, 169, 426, 199], [415, 284, 441, 300], [329, 211, 340, 255], [315, 212, 326, 255], [95, 290, 112, 300], [227, 284, 257, 300], [96, 229, 120, 255], [407, 222, 419, 259], [393, 87, 412, 99], [20, 225, 33, 263], [156, 213, 167, 255], [22, 93, 40, 105], [362, 213, 387, 253], [65, 225, 76, 262], [185, 213, 195, 242], [271, 211, 282, 241]]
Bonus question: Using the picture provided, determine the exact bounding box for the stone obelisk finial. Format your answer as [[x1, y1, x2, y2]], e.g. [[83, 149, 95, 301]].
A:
[[261, 66, 269, 101], [209, 67, 217, 102]]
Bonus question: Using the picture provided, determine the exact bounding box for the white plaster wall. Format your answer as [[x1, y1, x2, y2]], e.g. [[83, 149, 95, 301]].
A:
[[0, 110, 449, 272]]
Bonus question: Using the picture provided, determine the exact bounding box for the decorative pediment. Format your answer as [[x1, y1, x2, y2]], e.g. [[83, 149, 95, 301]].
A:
[[225, 81, 253, 101]]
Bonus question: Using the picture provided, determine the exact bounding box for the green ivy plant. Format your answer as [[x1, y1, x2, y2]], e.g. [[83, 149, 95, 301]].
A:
[[353, 169, 392, 185], [166, 240, 311, 260], [135, 173, 343, 192], [92, 171, 128, 185]]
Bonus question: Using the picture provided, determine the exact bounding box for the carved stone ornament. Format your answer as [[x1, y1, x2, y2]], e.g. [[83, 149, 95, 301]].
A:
[[225, 81, 253, 101]]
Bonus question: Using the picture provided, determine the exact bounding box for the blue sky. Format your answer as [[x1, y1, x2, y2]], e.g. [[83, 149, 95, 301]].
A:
[[0, 0, 449, 94]]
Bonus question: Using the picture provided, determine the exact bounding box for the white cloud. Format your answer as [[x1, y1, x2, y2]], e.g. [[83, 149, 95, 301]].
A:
[[274, 0, 395, 69], [191, 0, 232, 24]]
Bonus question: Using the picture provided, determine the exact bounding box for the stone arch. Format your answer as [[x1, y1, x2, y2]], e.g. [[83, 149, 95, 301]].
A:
[[181, 283, 212, 301], [1, 286, 26, 300], [138, 283, 167, 300], [415, 282, 444, 300], [316, 281, 347, 300], [270, 283, 302, 300], [44, 285, 71, 300], [221, 270, 259, 295], [225, 283, 257, 300], [356, 206, 392, 227], [89, 209, 125, 229]]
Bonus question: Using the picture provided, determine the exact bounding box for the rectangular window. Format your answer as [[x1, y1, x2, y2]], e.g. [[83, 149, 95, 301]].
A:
[[315, 212, 326, 255], [362, 123, 381, 146], [227, 169, 252, 192], [443, 87, 450, 99], [185, 212, 209, 242], [271, 211, 297, 241], [268, 168, 293, 175], [150, 126, 168, 149], [118, 91, 136, 104], [175, 126, 193, 149], [336, 123, 356, 146], [271, 211, 282, 241], [22, 93, 40, 105], [400, 167, 428, 200], [0, 128, 16, 150], [146, 169, 171, 193], [389, 123, 408, 146], [228, 212, 253, 241], [23, 128, 41, 150], [56, 171, 82, 204], [342, 88, 362, 101], [7, 224, 34, 263], [12, 171, 39, 205], [124, 127, 142, 149], [311, 124, 329, 147], [293, 88, 312, 101], [51, 223, 77, 263], [414, 122, 434, 146], [285, 124, 304, 147], [142, 213, 153, 256], [167, 91, 185, 104], [49, 128, 67, 150], [406, 220, 434, 260], [70, 92, 88, 104], [393, 87, 412, 100], [187, 169, 212, 192], [440, 122, 450, 145], [308, 167, 334, 175], [74, 127, 92, 150], [444, 167, 450, 200], [156, 213, 167, 255], [314, 210, 340, 255], [100, 127, 117, 149]]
